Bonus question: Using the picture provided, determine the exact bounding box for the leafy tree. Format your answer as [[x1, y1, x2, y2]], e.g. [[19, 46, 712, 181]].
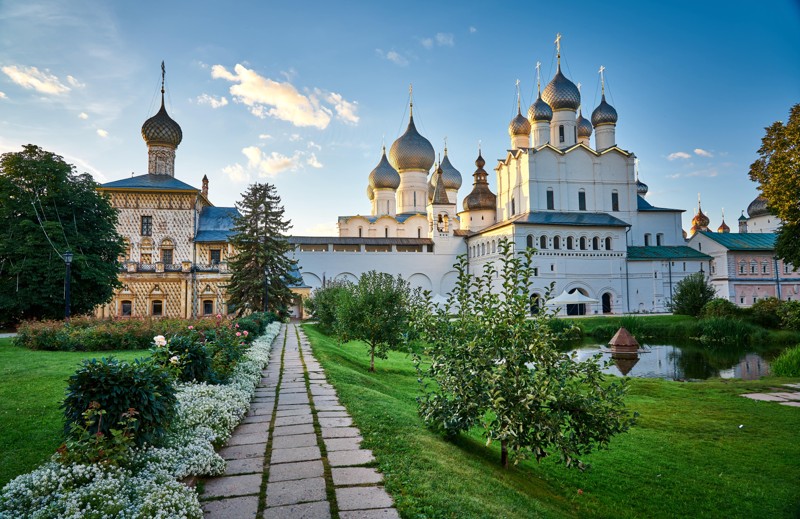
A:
[[701, 297, 740, 318], [412, 239, 634, 469], [335, 271, 411, 372], [748, 104, 800, 266], [668, 272, 716, 317], [305, 279, 352, 334], [0, 145, 123, 326], [227, 183, 297, 316]]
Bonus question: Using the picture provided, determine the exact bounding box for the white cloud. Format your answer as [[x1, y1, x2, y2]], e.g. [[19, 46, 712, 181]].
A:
[[78, 112, 88, 119], [420, 38, 433, 49], [306, 153, 323, 168], [211, 64, 332, 129], [307, 141, 322, 151], [289, 133, 301, 142], [321, 91, 359, 124], [1, 65, 70, 95], [303, 222, 338, 236], [96, 129, 108, 138], [280, 68, 297, 82], [694, 148, 713, 158], [222, 163, 249, 183], [0, 91, 6, 99], [667, 151, 690, 161], [375, 49, 409, 66], [258, 134, 273, 140], [469, 26, 477, 33], [436, 33, 454, 46], [66, 75, 85, 88], [242, 146, 302, 177], [196, 93, 229, 109]]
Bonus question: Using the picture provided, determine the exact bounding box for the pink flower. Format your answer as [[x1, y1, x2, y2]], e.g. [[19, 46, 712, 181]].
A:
[[235, 323, 239, 328], [188, 325, 194, 330], [236, 332, 242, 337], [243, 330, 249, 336], [216, 314, 222, 319]]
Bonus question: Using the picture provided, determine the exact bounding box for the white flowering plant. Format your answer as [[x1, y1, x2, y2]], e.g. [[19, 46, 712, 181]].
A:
[[0, 321, 281, 518]]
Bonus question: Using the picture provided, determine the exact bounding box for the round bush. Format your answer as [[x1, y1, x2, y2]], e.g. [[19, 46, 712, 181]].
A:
[[750, 297, 783, 328], [778, 301, 800, 331], [701, 298, 740, 318], [63, 358, 177, 447]]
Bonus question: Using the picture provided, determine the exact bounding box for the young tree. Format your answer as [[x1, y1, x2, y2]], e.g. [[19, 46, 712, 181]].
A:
[[412, 239, 634, 469], [668, 272, 716, 317], [226, 183, 297, 316], [748, 104, 800, 266], [335, 271, 411, 372], [305, 279, 352, 334], [0, 145, 124, 326]]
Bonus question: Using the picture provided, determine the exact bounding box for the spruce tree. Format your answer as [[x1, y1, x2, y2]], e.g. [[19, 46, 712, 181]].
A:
[[226, 183, 297, 316]]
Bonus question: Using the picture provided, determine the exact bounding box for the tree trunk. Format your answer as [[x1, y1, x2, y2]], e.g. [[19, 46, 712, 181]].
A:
[[500, 441, 508, 469], [370, 345, 375, 372]]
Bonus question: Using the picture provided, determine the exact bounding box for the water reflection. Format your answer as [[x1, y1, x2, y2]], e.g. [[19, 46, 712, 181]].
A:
[[569, 342, 772, 380]]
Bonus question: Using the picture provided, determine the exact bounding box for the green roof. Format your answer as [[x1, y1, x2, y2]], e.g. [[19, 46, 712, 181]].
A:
[[697, 231, 776, 251], [627, 246, 711, 260]]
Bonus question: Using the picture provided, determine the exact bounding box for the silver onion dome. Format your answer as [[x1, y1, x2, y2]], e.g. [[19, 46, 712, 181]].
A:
[[142, 96, 183, 148], [577, 111, 593, 138], [636, 179, 649, 196], [747, 195, 769, 218], [541, 64, 581, 111], [389, 113, 435, 172], [368, 147, 400, 189], [591, 94, 618, 126], [462, 152, 496, 211], [509, 111, 531, 137], [366, 185, 374, 201], [528, 94, 553, 123], [440, 151, 462, 190]]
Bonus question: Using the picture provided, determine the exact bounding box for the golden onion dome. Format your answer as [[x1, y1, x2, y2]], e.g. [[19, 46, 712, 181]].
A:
[[692, 207, 710, 228], [368, 147, 400, 189], [389, 112, 435, 172], [591, 94, 618, 127], [717, 220, 730, 233], [542, 64, 581, 112]]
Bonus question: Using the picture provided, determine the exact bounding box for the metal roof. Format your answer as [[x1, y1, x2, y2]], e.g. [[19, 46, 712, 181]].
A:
[[338, 212, 427, 224], [637, 195, 683, 212], [100, 174, 199, 192], [195, 206, 239, 242], [697, 231, 776, 251], [288, 236, 433, 246], [475, 211, 630, 235], [627, 246, 711, 260]]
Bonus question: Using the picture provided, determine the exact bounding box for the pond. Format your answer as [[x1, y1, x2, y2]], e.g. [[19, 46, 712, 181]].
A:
[[568, 341, 773, 380]]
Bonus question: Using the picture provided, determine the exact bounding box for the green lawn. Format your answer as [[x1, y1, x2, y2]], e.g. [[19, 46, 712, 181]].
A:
[[303, 324, 800, 519], [0, 338, 148, 487]]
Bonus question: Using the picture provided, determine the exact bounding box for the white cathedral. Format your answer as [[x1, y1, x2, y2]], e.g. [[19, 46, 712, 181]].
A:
[[290, 44, 710, 316]]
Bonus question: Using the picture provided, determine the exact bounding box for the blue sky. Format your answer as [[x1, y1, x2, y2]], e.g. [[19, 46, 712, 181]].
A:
[[1, 0, 799, 235]]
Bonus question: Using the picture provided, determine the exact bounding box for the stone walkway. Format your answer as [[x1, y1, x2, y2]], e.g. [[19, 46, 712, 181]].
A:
[[201, 324, 398, 518], [741, 383, 800, 407]]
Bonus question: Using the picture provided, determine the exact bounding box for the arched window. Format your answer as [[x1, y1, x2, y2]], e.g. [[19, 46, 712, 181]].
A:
[[567, 236, 574, 250], [559, 125, 565, 143], [482, 243, 486, 256], [526, 235, 534, 249], [385, 227, 389, 238], [592, 237, 599, 250], [358, 227, 363, 238], [578, 190, 587, 211], [491, 240, 496, 253], [553, 236, 561, 250], [605, 237, 612, 250], [602, 293, 612, 314], [530, 293, 541, 315], [656, 233, 663, 246], [417, 227, 422, 238], [511, 198, 516, 216], [546, 189, 555, 210], [580, 237, 587, 250], [611, 191, 619, 212], [540, 235, 547, 250], [644, 233, 651, 246]]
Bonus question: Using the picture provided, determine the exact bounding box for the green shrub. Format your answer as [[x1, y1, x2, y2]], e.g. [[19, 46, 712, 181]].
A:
[[771, 345, 800, 377], [305, 280, 352, 333], [750, 297, 783, 329], [548, 319, 584, 342], [701, 298, 740, 318], [63, 357, 177, 447], [151, 334, 214, 383], [57, 402, 138, 466], [695, 317, 766, 346], [668, 272, 716, 317], [235, 311, 277, 338], [778, 301, 800, 331]]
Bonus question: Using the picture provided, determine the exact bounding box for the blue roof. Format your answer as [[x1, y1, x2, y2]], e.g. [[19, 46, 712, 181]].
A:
[[288, 263, 310, 288], [637, 195, 683, 212], [627, 246, 711, 260], [513, 211, 630, 228], [100, 174, 199, 192], [195, 206, 240, 242], [697, 231, 776, 251]]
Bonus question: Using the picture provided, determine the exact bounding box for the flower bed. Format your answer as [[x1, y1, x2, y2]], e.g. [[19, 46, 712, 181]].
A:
[[0, 322, 281, 518]]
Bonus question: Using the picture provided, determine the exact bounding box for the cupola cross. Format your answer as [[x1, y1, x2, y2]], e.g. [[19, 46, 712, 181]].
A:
[[598, 65, 606, 95], [535, 61, 542, 92]]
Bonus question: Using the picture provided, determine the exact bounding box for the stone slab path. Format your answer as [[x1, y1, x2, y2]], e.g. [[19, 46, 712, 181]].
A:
[[201, 324, 398, 518], [740, 383, 800, 407]]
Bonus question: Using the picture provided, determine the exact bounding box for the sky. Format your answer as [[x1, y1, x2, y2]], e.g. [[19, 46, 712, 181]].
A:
[[1, 0, 799, 235]]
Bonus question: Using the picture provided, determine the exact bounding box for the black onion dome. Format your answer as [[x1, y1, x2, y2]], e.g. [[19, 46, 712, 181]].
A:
[[541, 64, 581, 111], [528, 94, 553, 122], [747, 195, 770, 218], [636, 179, 649, 196], [368, 147, 401, 189], [389, 114, 435, 172], [440, 152, 462, 190], [462, 152, 497, 211], [577, 111, 593, 138], [509, 111, 531, 137], [591, 94, 618, 126], [142, 96, 183, 147]]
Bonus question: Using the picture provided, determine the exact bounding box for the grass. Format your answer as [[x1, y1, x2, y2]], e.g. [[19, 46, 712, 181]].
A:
[[0, 338, 148, 487], [303, 324, 800, 518], [772, 345, 800, 377]]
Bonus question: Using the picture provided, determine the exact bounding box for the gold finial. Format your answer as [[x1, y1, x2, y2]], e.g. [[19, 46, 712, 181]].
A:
[[555, 33, 562, 64], [697, 192, 702, 211], [598, 65, 606, 95], [535, 61, 542, 93], [515, 79, 521, 113]]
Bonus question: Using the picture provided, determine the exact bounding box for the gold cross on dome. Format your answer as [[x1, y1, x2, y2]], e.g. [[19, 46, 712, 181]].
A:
[[554, 33, 561, 53]]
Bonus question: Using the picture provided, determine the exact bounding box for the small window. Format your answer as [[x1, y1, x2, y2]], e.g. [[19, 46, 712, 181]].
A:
[[750, 262, 757, 274], [482, 243, 486, 256], [739, 262, 746, 274], [740, 297, 744, 304], [567, 236, 574, 250], [417, 228, 421, 238], [532, 267, 538, 277], [526, 235, 534, 249], [511, 198, 516, 216], [605, 237, 612, 250], [762, 262, 768, 274], [492, 241, 496, 253], [654, 272, 658, 279], [161, 248, 173, 264], [559, 125, 565, 143], [553, 236, 561, 250], [141, 216, 153, 236], [203, 299, 214, 316], [210, 249, 221, 264], [611, 191, 619, 212], [644, 234, 651, 247], [683, 262, 687, 271], [358, 227, 363, 238], [592, 237, 599, 250], [385, 227, 389, 238], [656, 233, 663, 246], [546, 189, 555, 210], [121, 300, 132, 317], [699, 242, 702, 251], [578, 191, 586, 211], [151, 300, 163, 317], [540, 236, 547, 250], [580, 237, 587, 250], [413, 192, 417, 208]]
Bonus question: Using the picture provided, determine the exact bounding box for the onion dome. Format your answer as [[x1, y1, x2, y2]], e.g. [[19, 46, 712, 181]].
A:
[[636, 179, 649, 196], [541, 64, 581, 111], [366, 185, 374, 201], [462, 152, 497, 211], [509, 110, 531, 137], [738, 211, 748, 222], [528, 94, 553, 123], [440, 149, 462, 190], [577, 111, 593, 138], [368, 146, 400, 189], [142, 91, 183, 148], [591, 94, 618, 127], [692, 206, 710, 229], [747, 195, 770, 218], [717, 220, 730, 233], [389, 108, 435, 172]]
